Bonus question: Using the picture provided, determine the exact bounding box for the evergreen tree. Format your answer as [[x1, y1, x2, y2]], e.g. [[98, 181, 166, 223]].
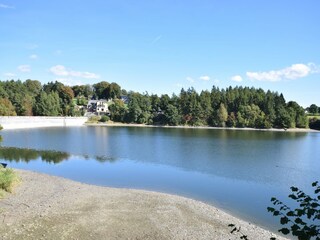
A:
[[34, 92, 61, 116]]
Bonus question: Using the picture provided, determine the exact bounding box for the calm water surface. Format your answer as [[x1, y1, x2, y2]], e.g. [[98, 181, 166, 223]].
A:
[[1, 126, 319, 232]]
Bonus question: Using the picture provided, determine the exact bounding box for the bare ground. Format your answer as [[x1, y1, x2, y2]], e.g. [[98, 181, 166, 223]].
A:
[[0, 169, 287, 240]]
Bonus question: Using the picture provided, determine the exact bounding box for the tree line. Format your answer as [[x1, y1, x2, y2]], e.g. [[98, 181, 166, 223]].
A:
[[0, 80, 121, 117], [0, 79, 316, 129]]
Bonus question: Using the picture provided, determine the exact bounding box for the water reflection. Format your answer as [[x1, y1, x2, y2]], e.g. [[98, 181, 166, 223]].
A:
[[0, 127, 318, 233], [0, 147, 70, 164], [0, 147, 118, 164]]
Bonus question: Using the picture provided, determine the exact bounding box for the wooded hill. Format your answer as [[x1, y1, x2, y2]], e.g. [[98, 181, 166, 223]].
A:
[[0, 79, 315, 129]]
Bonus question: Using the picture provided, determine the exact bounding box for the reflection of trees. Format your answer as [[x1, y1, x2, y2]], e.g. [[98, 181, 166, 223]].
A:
[[0, 147, 118, 164], [0, 147, 69, 164], [95, 155, 117, 163], [39, 151, 70, 163]]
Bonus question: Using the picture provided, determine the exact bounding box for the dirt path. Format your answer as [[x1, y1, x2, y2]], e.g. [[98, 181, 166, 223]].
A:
[[0, 170, 286, 240]]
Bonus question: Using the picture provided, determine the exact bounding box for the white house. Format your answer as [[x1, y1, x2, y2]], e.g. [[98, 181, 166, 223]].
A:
[[87, 100, 109, 115]]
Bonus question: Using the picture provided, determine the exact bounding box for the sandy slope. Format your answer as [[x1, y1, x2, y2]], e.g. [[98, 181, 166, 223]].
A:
[[0, 170, 287, 240]]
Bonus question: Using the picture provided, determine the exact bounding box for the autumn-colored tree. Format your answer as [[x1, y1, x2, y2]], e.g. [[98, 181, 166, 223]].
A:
[[0, 98, 17, 116]]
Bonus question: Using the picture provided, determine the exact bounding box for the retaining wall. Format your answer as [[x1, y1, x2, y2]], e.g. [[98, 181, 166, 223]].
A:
[[0, 116, 88, 129]]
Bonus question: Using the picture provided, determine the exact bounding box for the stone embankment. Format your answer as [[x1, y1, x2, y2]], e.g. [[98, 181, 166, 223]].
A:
[[0, 116, 88, 129]]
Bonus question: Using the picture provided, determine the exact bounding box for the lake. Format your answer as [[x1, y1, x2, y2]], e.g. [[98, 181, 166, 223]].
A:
[[0, 126, 319, 232]]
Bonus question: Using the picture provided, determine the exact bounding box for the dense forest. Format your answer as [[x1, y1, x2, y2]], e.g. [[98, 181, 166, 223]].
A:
[[0, 79, 318, 129]]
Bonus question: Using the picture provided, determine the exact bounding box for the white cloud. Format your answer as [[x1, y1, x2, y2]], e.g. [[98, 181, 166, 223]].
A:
[[4, 73, 16, 77], [50, 65, 68, 76], [246, 63, 313, 82], [50, 65, 100, 79], [199, 75, 210, 81], [29, 54, 38, 60], [186, 77, 194, 83], [0, 4, 14, 8], [231, 75, 243, 82], [17, 65, 31, 72]]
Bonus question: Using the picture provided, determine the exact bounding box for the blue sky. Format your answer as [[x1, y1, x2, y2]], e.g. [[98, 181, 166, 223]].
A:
[[0, 0, 319, 107]]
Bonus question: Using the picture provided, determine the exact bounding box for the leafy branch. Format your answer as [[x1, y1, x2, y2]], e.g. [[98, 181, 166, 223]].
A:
[[267, 181, 320, 240], [228, 223, 276, 240]]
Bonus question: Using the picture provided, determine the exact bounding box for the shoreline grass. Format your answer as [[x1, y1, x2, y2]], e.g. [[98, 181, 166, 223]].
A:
[[0, 166, 19, 198]]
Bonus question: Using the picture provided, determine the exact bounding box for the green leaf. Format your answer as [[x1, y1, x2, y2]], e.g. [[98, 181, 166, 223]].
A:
[[312, 181, 318, 187], [307, 209, 316, 218], [267, 207, 275, 212], [295, 218, 304, 224], [273, 211, 280, 216], [279, 228, 290, 235], [291, 186, 299, 192], [280, 216, 289, 225], [286, 211, 295, 217], [289, 194, 298, 200], [295, 209, 304, 216], [290, 224, 300, 232]]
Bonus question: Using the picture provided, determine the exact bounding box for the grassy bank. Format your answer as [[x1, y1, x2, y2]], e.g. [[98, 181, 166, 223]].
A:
[[0, 166, 19, 198]]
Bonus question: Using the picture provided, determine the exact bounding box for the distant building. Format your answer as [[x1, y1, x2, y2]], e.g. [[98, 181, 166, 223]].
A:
[[87, 99, 109, 115]]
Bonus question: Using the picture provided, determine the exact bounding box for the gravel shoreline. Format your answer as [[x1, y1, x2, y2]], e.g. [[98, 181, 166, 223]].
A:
[[86, 122, 319, 133], [0, 169, 287, 240]]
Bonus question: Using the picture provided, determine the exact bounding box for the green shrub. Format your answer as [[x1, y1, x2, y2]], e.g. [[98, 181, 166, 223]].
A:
[[309, 118, 320, 130], [0, 166, 19, 198], [87, 115, 100, 123], [99, 115, 110, 122]]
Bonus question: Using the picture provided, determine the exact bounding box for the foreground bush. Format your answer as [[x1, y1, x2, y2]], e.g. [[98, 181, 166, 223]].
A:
[[229, 181, 320, 239], [268, 181, 320, 239], [0, 166, 19, 198]]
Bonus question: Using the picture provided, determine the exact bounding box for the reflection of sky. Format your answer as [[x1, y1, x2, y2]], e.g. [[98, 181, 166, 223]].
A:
[[1, 127, 319, 232], [1, 128, 318, 187]]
